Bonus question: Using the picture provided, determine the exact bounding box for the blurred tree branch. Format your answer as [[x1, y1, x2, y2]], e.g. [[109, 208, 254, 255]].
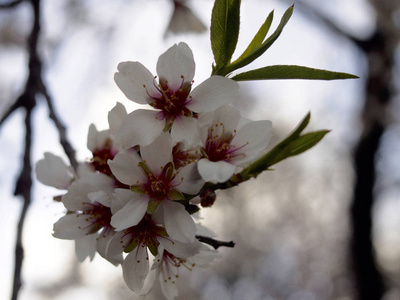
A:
[[0, 0, 23, 9], [0, 0, 78, 298], [285, 1, 399, 299]]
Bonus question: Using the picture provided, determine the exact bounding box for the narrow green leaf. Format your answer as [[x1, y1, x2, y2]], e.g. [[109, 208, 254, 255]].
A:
[[210, 0, 241, 68], [236, 10, 274, 61], [285, 130, 330, 156], [222, 5, 293, 75], [287, 112, 310, 140], [239, 113, 329, 179], [232, 65, 359, 81]]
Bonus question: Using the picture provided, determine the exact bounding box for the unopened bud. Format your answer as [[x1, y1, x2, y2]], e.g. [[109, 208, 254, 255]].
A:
[[200, 189, 216, 207]]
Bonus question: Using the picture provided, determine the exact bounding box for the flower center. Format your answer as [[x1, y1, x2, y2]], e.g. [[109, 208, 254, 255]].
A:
[[203, 123, 248, 162], [131, 162, 184, 214], [147, 176, 170, 200], [122, 214, 168, 256], [148, 76, 193, 131], [172, 143, 201, 168], [90, 140, 129, 189], [79, 202, 113, 234]]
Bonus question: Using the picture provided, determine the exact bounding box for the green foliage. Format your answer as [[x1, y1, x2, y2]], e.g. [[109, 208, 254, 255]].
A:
[[206, 1, 356, 190], [232, 65, 359, 81], [236, 10, 274, 61], [210, 0, 241, 71], [211, 5, 294, 76], [239, 113, 330, 180], [227, 6, 293, 75]]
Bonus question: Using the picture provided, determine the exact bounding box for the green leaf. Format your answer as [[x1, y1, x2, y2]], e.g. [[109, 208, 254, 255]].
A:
[[232, 65, 359, 81], [236, 10, 274, 61], [239, 113, 329, 179], [211, 0, 241, 69], [222, 5, 293, 76], [285, 130, 330, 156]]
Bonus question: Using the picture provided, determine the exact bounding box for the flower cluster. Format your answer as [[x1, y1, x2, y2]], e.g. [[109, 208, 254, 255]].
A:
[[36, 42, 272, 299]]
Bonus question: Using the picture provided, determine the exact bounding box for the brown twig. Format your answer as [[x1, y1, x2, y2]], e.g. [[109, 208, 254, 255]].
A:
[[196, 235, 235, 249]]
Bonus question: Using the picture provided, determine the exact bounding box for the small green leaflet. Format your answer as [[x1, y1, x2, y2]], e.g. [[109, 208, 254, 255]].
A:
[[236, 10, 274, 61], [232, 65, 359, 81]]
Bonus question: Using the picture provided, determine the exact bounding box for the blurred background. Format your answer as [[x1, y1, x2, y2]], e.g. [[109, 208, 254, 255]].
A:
[[0, 0, 399, 299]]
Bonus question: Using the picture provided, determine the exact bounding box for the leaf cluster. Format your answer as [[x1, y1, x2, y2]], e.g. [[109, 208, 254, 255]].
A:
[[210, 1, 358, 81]]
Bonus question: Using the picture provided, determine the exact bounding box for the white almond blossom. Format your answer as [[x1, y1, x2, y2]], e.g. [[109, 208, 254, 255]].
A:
[[52, 172, 117, 262], [114, 42, 239, 147], [37, 103, 129, 263], [36, 152, 75, 189], [108, 132, 204, 243], [104, 207, 203, 293], [197, 105, 273, 183], [149, 244, 220, 300]]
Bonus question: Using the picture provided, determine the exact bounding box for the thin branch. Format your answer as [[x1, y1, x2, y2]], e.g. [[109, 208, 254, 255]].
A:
[[41, 86, 78, 170], [196, 235, 235, 249], [11, 107, 34, 300], [4, 0, 77, 298]]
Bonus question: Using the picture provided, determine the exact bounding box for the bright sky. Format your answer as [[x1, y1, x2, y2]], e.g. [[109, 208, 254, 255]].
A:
[[1, 0, 398, 299]]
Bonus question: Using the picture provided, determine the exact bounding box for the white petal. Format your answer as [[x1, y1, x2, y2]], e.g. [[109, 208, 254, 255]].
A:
[[123, 246, 150, 292], [197, 159, 236, 183], [53, 214, 90, 239], [117, 109, 165, 148], [111, 198, 149, 231], [196, 223, 217, 237], [87, 124, 110, 152], [160, 274, 179, 300], [108, 151, 146, 186], [156, 42, 195, 90], [141, 132, 172, 174], [79, 172, 115, 192], [112, 188, 141, 213], [190, 245, 221, 267], [198, 104, 240, 133], [188, 76, 239, 113], [163, 201, 196, 243], [114, 61, 160, 103], [61, 182, 95, 211], [36, 153, 73, 189], [96, 231, 123, 266], [173, 162, 204, 195], [87, 191, 112, 207], [75, 234, 97, 262], [158, 238, 201, 259], [108, 102, 128, 138], [76, 162, 94, 178], [170, 116, 200, 146], [232, 120, 272, 165], [105, 230, 126, 259]]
